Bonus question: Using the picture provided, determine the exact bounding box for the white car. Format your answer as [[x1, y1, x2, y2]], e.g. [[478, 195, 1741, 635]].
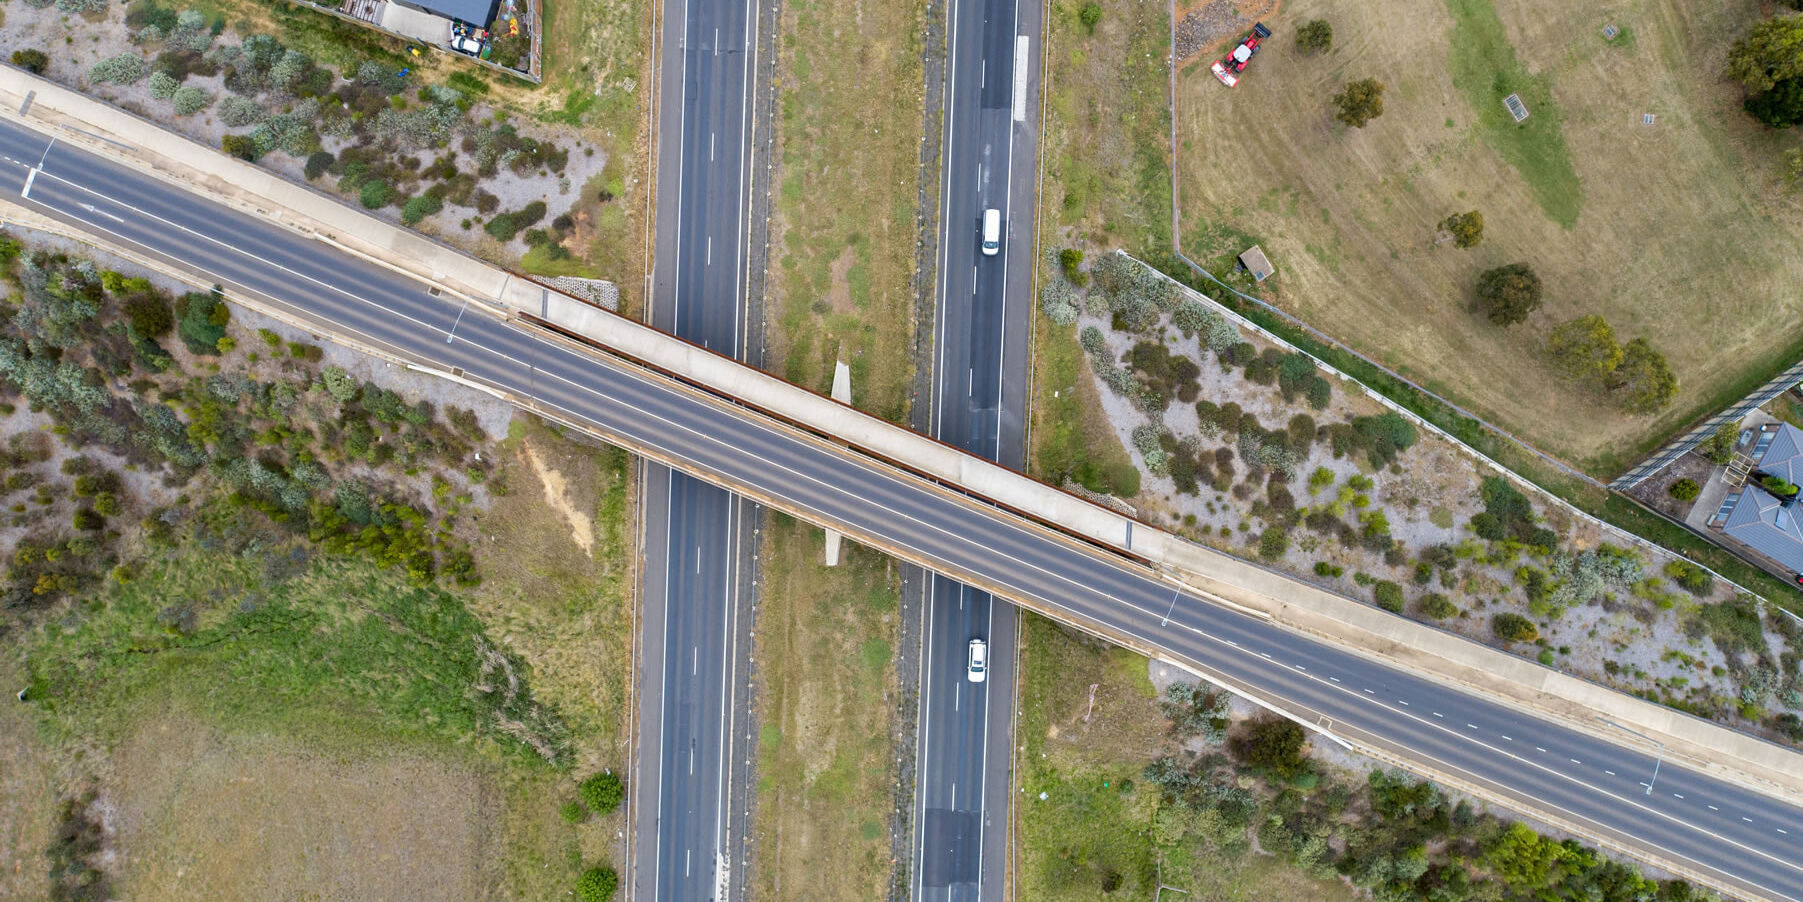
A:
[[452, 35, 484, 55], [980, 208, 1001, 256], [967, 638, 988, 683]]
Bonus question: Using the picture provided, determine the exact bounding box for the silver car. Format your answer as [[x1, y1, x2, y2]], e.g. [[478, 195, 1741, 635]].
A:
[[967, 638, 988, 683]]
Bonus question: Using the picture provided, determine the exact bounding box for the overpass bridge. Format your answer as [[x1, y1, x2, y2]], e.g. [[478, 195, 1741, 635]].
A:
[[3, 71, 1803, 901]]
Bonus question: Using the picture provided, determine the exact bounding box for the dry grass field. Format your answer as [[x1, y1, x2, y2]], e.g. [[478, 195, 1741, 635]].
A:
[[107, 718, 503, 900], [1175, 0, 1803, 473]]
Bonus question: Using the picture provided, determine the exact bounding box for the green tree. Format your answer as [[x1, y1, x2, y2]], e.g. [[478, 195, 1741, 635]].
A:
[[1728, 14, 1803, 93], [1545, 314, 1622, 381], [1746, 77, 1803, 127], [124, 294, 173, 338], [1437, 209, 1483, 248], [1486, 822, 1576, 893], [1611, 337, 1678, 413], [1078, 1, 1102, 33], [1227, 716, 1308, 777], [1475, 263, 1541, 326], [1295, 19, 1333, 55], [575, 865, 618, 902], [1698, 420, 1740, 464], [1331, 78, 1385, 127], [11, 49, 50, 75], [1491, 612, 1538, 643], [1669, 478, 1701, 502], [579, 772, 624, 814]]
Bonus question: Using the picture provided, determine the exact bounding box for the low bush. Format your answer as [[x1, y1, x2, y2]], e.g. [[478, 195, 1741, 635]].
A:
[[1491, 612, 1538, 643], [1372, 580, 1404, 613], [579, 771, 624, 814], [1668, 478, 1700, 502], [11, 49, 49, 75], [1417, 593, 1457, 619], [576, 866, 618, 902], [1663, 560, 1713, 597]]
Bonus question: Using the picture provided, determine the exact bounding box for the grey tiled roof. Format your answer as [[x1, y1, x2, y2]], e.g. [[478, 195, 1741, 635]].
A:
[[1722, 423, 1803, 574]]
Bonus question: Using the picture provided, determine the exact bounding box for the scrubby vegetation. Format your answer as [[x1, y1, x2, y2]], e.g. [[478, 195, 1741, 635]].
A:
[[1044, 250, 1803, 746], [0, 243, 489, 609]]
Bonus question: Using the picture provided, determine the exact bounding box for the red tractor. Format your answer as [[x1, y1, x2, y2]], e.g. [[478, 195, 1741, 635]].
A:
[[1211, 23, 1272, 87]]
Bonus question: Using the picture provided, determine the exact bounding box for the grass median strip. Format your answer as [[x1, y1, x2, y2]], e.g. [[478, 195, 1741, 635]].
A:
[[750, 516, 902, 899]]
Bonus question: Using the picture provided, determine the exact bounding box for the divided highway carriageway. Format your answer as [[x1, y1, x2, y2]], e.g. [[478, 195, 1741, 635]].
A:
[[2, 115, 1802, 901]]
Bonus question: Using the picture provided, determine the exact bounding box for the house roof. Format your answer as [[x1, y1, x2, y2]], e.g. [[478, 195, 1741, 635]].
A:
[[1722, 423, 1803, 573], [392, 0, 496, 27]]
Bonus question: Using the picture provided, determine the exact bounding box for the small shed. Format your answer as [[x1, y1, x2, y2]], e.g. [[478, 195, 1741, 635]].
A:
[[1237, 245, 1275, 282]]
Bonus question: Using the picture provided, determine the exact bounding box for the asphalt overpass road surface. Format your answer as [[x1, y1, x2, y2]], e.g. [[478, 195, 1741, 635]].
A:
[[913, 0, 1037, 894], [5, 119, 1803, 902], [638, 0, 760, 895]]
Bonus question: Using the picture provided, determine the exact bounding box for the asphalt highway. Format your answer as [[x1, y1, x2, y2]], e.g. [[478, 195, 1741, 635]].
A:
[[636, 0, 760, 896], [6, 118, 1803, 902], [912, 0, 1037, 895]]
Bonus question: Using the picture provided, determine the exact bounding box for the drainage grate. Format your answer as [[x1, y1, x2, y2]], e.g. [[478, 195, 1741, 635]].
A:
[[1602, 23, 1619, 39], [1643, 113, 1656, 126]]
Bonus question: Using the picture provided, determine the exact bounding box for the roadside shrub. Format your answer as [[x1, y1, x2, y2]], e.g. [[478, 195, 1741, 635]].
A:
[[11, 50, 50, 75], [304, 151, 335, 181], [1058, 248, 1087, 286], [1664, 560, 1713, 597], [1161, 682, 1231, 742], [1690, 597, 1763, 657], [359, 180, 395, 209], [1258, 527, 1290, 560], [218, 95, 268, 128], [1668, 478, 1701, 502], [402, 193, 445, 225], [559, 800, 587, 823], [124, 294, 173, 338], [1350, 412, 1417, 468], [171, 85, 213, 115], [1077, 0, 1102, 33], [1491, 612, 1539, 643], [175, 289, 229, 354], [220, 133, 262, 161], [89, 53, 150, 85], [1040, 278, 1079, 325], [1372, 580, 1404, 613], [1417, 593, 1457, 620], [1295, 19, 1333, 54], [576, 866, 618, 902], [148, 69, 181, 100], [1228, 716, 1308, 778], [485, 201, 548, 242], [579, 771, 624, 814]]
